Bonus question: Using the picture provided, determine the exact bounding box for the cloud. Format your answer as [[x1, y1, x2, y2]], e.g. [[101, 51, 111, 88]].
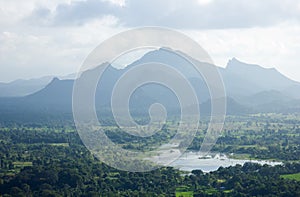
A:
[[26, 0, 300, 29], [1, 0, 300, 82], [52, 0, 118, 26], [25, 0, 121, 26], [185, 22, 300, 81]]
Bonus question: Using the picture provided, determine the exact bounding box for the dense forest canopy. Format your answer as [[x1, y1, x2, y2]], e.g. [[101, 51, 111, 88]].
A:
[[0, 113, 299, 196]]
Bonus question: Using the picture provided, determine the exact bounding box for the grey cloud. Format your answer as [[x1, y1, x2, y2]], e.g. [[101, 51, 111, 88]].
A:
[[26, 0, 119, 26], [120, 0, 300, 29], [53, 0, 118, 25], [27, 0, 300, 29], [26, 7, 52, 26]]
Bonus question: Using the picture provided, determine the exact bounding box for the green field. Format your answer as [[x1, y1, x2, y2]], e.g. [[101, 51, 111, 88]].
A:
[[49, 143, 69, 147], [281, 173, 300, 181], [176, 186, 193, 197], [0, 113, 300, 196], [176, 191, 193, 197], [12, 161, 33, 168]]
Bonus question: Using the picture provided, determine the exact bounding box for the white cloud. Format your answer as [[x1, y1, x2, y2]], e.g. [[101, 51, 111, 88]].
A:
[[0, 0, 70, 26], [185, 22, 300, 81], [0, 16, 124, 82], [0, 0, 300, 82], [104, 0, 126, 7], [197, 0, 214, 6], [22, 0, 300, 29]]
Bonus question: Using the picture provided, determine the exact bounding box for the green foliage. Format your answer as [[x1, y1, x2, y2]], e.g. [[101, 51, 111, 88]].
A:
[[0, 113, 300, 196], [281, 172, 300, 181]]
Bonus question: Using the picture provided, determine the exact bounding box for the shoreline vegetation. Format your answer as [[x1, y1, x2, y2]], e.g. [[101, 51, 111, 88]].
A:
[[0, 113, 299, 196]]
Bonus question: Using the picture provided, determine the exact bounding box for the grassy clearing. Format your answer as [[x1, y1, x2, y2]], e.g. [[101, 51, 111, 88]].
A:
[[176, 191, 193, 197], [12, 161, 33, 168], [217, 179, 226, 183], [228, 153, 252, 160], [223, 190, 233, 194], [280, 173, 300, 181], [49, 143, 69, 147], [176, 186, 193, 197]]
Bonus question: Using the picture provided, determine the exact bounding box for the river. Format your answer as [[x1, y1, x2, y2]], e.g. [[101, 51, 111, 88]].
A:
[[168, 152, 282, 172]]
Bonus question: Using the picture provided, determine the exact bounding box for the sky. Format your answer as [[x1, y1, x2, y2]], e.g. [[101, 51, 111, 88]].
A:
[[0, 0, 300, 82]]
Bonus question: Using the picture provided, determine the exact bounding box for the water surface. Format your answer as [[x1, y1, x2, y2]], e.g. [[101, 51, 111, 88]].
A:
[[169, 152, 282, 172]]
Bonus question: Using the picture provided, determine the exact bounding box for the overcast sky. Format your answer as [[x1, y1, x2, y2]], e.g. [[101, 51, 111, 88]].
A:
[[0, 0, 300, 82]]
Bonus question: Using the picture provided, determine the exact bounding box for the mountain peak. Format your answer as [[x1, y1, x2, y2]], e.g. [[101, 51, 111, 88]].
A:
[[229, 57, 239, 63], [226, 58, 260, 70], [52, 77, 60, 82], [48, 77, 60, 85], [224, 57, 299, 91], [226, 58, 278, 72]]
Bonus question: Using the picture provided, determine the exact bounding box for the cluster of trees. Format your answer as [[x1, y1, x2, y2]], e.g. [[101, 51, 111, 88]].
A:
[[189, 162, 300, 196], [1, 146, 300, 196], [0, 113, 300, 196], [188, 115, 300, 161], [1, 152, 300, 196]]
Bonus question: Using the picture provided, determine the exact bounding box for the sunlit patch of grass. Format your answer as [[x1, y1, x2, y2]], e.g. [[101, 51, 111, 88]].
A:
[[12, 161, 33, 167], [280, 173, 300, 181], [176, 191, 193, 197], [223, 190, 233, 193], [176, 186, 193, 197], [49, 143, 69, 147]]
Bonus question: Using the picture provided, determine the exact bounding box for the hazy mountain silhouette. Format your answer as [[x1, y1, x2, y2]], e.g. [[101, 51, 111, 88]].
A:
[[0, 76, 53, 97], [239, 90, 292, 106], [0, 48, 299, 116], [0, 73, 77, 97], [223, 58, 300, 98]]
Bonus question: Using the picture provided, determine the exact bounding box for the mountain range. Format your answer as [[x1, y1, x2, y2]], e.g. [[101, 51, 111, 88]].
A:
[[0, 73, 76, 97], [0, 48, 299, 118]]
